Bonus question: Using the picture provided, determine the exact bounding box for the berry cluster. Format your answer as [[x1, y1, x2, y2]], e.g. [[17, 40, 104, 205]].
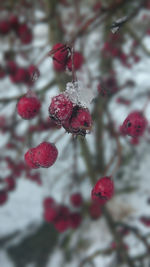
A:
[[0, 15, 32, 44], [49, 93, 92, 136], [51, 43, 84, 72], [0, 61, 40, 86], [43, 194, 82, 232]]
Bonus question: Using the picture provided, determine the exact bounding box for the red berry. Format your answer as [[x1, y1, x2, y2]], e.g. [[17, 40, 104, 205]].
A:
[[70, 193, 83, 207], [9, 15, 19, 30], [44, 206, 58, 222], [17, 95, 41, 119], [10, 67, 29, 83], [140, 216, 150, 227], [0, 20, 11, 34], [53, 60, 66, 72], [5, 176, 16, 191], [69, 212, 82, 229], [24, 142, 58, 169], [89, 201, 102, 219], [121, 111, 147, 137], [6, 61, 18, 75], [54, 205, 70, 232], [27, 65, 40, 83], [0, 191, 8, 205], [17, 23, 32, 44], [67, 107, 92, 136], [67, 52, 84, 71], [49, 93, 73, 124], [43, 197, 55, 209], [52, 43, 68, 64], [91, 176, 114, 205]]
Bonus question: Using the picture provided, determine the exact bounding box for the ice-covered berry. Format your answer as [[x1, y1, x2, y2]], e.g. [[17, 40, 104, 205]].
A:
[[91, 176, 114, 205], [121, 111, 147, 137], [49, 93, 73, 124], [17, 95, 41, 119]]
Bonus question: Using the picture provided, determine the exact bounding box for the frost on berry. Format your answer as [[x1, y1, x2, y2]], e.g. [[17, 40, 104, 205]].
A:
[[17, 95, 41, 119], [49, 93, 73, 124], [24, 142, 58, 169], [121, 111, 147, 138], [91, 176, 114, 205]]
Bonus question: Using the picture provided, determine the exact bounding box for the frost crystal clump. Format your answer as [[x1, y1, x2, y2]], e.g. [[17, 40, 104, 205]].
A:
[[65, 81, 94, 108]]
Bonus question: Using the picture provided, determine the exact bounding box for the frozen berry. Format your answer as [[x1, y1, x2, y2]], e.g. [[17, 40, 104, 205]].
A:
[[10, 67, 29, 83], [6, 61, 18, 75], [54, 205, 70, 232], [43, 197, 55, 209], [17, 95, 41, 119], [70, 193, 83, 207], [68, 107, 92, 136], [67, 52, 84, 71], [17, 23, 32, 44], [44, 206, 58, 222], [121, 111, 147, 137], [91, 176, 114, 205], [49, 93, 73, 124], [24, 142, 58, 169]]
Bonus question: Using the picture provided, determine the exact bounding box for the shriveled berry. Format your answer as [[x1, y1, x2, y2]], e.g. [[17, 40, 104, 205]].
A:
[[67, 52, 84, 71], [91, 176, 114, 205], [17, 95, 41, 119], [70, 193, 83, 207], [121, 111, 147, 137], [49, 93, 73, 124]]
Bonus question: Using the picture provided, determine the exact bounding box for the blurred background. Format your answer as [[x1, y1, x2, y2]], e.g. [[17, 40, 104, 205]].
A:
[[1, 0, 150, 266]]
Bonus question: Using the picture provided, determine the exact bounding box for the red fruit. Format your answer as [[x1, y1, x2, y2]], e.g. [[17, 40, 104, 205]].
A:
[[67, 52, 84, 71], [27, 65, 40, 83], [0, 191, 8, 205], [24, 142, 58, 169], [121, 111, 147, 137], [9, 15, 19, 30], [17, 95, 41, 119], [54, 205, 70, 232], [5, 176, 16, 191], [44, 206, 57, 222], [0, 20, 11, 34], [10, 68, 29, 83], [89, 201, 102, 219], [17, 23, 32, 44], [43, 197, 55, 209], [6, 61, 18, 75], [70, 193, 83, 207], [140, 216, 150, 227], [53, 60, 66, 72], [49, 93, 73, 124], [91, 176, 114, 205], [69, 107, 92, 135], [52, 43, 68, 64], [69, 212, 82, 229]]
